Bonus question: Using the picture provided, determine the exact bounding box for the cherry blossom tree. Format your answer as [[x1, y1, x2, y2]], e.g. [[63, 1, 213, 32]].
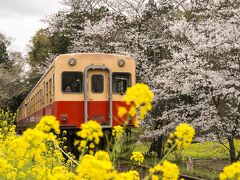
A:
[[44, 0, 240, 162], [143, 0, 240, 162], [0, 33, 26, 109]]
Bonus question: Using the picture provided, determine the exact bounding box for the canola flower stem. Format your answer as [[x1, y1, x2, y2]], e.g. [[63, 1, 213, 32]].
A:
[[52, 140, 79, 166], [160, 143, 176, 163], [105, 132, 110, 152], [143, 143, 176, 180], [111, 113, 131, 163], [124, 114, 131, 126], [79, 146, 89, 161], [52, 140, 61, 165], [143, 168, 154, 180], [111, 138, 120, 165]]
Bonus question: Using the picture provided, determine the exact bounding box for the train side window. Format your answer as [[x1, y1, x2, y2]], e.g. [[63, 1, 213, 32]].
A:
[[52, 74, 55, 101], [112, 73, 131, 94], [62, 72, 83, 93], [40, 90, 43, 106], [91, 74, 104, 93], [46, 82, 49, 104], [49, 78, 52, 103]]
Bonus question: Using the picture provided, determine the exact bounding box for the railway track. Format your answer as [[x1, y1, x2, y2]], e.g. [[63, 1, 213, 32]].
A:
[[179, 174, 206, 180], [118, 160, 206, 180]]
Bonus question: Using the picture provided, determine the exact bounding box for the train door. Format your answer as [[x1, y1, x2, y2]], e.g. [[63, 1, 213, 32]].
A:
[[84, 66, 112, 127], [43, 81, 46, 116]]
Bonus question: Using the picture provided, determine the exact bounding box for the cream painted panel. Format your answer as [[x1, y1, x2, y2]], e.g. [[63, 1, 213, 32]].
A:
[[88, 70, 109, 101], [54, 53, 135, 102], [17, 53, 135, 121]]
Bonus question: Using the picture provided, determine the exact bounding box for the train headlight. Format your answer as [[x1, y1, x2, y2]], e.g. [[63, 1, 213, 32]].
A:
[[68, 58, 77, 66], [60, 113, 68, 122], [118, 59, 125, 67]]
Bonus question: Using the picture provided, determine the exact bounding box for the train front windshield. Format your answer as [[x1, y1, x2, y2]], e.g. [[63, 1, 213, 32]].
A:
[[112, 73, 131, 94], [62, 72, 83, 93]]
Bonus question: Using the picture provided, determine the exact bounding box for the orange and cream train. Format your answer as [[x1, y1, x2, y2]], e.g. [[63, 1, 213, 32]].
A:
[[16, 53, 135, 132]]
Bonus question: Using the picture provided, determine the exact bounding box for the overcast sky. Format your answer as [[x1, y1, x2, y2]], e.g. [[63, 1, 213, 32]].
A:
[[0, 0, 63, 55]]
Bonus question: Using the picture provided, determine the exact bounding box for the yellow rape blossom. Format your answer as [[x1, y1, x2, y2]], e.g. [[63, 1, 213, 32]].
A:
[[0, 114, 71, 180], [129, 106, 137, 117], [0, 109, 16, 138], [36, 116, 60, 134], [2, 121, 7, 126], [130, 151, 144, 165], [48, 166, 75, 180], [76, 152, 115, 180], [95, 151, 111, 161], [133, 118, 139, 127], [89, 142, 95, 149], [219, 161, 240, 180], [151, 175, 159, 180], [22, 129, 48, 155], [149, 160, 179, 180], [78, 120, 103, 142], [75, 120, 103, 152], [0, 158, 15, 176], [6, 171, 17, 180], [118, 106, 127, 118], [112, 125, 124, 139], [0, 99, 198, 180], [124, 83, 154, 109], [115, 170, 140, 180], [168, 123, 195, 149], [123, 83, 154, 122]]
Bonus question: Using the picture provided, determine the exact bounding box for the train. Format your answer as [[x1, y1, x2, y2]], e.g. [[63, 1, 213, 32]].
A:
[[16, 53, 136, 133]]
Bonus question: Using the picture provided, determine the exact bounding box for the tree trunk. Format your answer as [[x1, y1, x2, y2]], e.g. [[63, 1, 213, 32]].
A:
[[228, 137, 236, 163], [149, 135, 164, 159]]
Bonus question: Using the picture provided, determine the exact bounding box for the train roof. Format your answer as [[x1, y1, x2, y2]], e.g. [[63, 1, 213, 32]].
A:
[[18, 53, 134, 107], [54, 53, 134, 62], [56, 52, 133, 58]]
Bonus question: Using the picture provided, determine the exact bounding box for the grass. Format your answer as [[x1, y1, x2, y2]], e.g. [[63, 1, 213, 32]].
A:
[[178, 161, 220, 180], [128, 138, 240, 179], [181, 140, 240, 160], [117, 127, 239, 179], [131, 139, 240, 160]]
